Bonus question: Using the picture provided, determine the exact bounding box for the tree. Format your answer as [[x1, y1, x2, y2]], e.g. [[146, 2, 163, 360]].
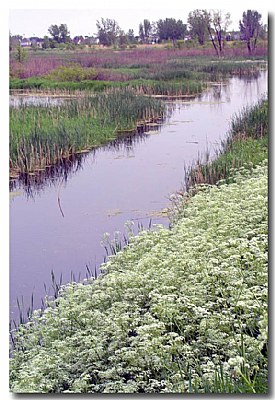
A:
[[139, 19, 152, 43], [48, 24, 71, 44], [118, 29, 128, 47], [42, 36, 51, 49], [59, 24, 71, 43], [187, 9, 210, 45], [127, 29, 136, 44], [157, 18, 187, 46], [15, 45, 27, 63], [239, 10, 262, 54], [48, 24, 60, 42], [207, 10, 231, 57], [96, 18, 121, 46]]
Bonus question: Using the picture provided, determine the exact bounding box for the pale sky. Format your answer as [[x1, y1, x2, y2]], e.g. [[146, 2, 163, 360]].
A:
[[9, 3, 269, 38]]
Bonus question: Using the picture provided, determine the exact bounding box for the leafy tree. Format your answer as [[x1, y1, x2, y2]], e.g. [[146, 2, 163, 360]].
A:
[[48, 24, 60, 42], [239, 10, 262, 54], [48, 24, 71, 44], [96, 18, 121, 46], [157, 18, 187, 46], [59, 24, 71, 43], [207, 10, 231, 57], [187, 9, 210, 45], [139, 19, 152, 43], [127, 29, 136, 44]]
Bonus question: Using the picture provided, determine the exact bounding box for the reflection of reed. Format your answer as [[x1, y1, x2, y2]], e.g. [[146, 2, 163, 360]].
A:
[[9, 152, 88, 198], [9, 128, 153, 198]]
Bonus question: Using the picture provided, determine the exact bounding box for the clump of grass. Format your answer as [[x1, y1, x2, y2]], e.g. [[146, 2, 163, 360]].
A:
[[9, 88, 165, 176], [131, 79, 205, 97]]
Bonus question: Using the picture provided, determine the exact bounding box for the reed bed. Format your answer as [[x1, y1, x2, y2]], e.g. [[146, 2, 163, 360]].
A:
[[183, 97, 268, 192], [131, 79, 205, 97], [10, 88, 164, 176]]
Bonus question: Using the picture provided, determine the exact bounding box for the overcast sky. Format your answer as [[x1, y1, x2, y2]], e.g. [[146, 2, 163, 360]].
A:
[[9, 3, 268, 38]]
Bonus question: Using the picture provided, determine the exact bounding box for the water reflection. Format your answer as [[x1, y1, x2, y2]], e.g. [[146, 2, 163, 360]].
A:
[[9, 127, 162, 198]]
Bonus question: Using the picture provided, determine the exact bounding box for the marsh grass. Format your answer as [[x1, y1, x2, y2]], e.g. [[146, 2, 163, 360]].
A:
[[183, 98, 268, 192], [10, 53, 267, 95], [10, 88, 164, 175]]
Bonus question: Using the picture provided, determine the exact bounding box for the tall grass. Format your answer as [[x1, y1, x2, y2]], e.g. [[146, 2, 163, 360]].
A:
[[10, 88, 164, 176], [183, 97, 268, 192]]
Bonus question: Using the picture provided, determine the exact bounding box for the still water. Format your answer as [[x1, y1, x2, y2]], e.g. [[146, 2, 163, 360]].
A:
[[10, 72, 268, 322]]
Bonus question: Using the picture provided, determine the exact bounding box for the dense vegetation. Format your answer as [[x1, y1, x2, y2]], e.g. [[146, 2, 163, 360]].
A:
[[10, 100, 268, 393], [10, 89, 164, 177], [10, 47, 267, 92]]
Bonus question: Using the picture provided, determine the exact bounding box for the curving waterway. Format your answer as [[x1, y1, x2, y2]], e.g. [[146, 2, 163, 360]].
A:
[[10, 71, 268, 323]]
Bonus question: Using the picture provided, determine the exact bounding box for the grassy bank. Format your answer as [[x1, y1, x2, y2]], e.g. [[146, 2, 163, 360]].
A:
[[10, 88, 164, 176], [183, 97, 268, 193], [10, 101, 268, 393]]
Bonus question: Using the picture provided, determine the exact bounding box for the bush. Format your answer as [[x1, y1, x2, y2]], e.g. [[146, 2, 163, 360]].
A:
[[47, 64, 98, 82]]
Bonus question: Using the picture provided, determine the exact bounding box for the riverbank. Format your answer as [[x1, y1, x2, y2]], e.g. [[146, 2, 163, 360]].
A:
[[10, 100, 268, 393]]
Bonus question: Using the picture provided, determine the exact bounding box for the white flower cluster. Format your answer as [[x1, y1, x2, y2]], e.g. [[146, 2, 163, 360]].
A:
[[10, 161, 268, 393]]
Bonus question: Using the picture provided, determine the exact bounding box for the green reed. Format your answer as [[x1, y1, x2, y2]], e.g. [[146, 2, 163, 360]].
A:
[[183, 97, 268, 191], [10, 88, 164, 175]]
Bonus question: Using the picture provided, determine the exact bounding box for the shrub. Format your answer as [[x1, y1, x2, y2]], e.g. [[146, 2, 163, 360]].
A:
[[47, 64, 98, 82]]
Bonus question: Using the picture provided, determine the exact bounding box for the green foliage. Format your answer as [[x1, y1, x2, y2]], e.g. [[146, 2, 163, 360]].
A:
[[48, 23, 71, 44], [47, 65, 98, 82], [157, 18, 187, 43], [10, 161, 268, 393], [96, 18, 121, 46], [9, 89, 164, 175], [188, 9, 210, 45]]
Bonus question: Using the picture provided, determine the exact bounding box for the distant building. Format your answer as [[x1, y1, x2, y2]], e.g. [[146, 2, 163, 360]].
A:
[[20, 37, 44, 48], [20, 38, 31, 47]]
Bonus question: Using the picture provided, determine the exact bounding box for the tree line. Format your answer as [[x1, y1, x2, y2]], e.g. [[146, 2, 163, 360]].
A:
[[10, 9, 266, 56]]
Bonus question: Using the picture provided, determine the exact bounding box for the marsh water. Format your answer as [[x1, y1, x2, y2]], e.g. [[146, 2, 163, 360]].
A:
[[10, 72, 268, 322]]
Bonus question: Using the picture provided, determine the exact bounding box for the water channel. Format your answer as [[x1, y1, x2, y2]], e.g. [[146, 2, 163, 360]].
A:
[[10, 71, 268, 322]]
